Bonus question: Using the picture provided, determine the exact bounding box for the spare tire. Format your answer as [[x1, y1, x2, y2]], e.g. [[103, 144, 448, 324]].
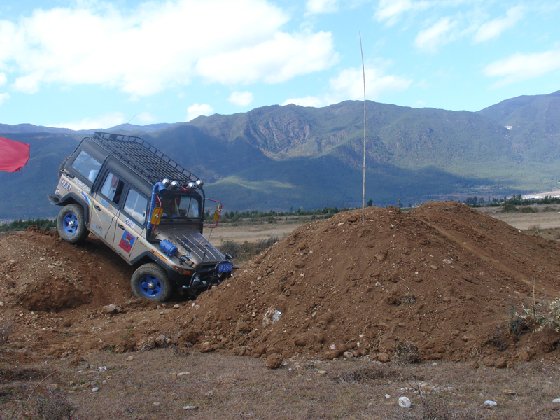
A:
[[57, 204, 88, 244]]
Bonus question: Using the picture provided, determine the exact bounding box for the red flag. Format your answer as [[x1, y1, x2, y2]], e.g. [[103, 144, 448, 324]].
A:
[[0, 136, 30, 172]]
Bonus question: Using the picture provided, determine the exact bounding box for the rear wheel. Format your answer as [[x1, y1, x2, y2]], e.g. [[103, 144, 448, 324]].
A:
[[57, 204, 88, 243], [131, 263, 172, 302]]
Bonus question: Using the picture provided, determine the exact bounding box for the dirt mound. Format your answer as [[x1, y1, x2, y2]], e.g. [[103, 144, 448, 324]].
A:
[[170, 202, 560, 363], [0, 230, 133, 311], [2, 203, 560, 364]]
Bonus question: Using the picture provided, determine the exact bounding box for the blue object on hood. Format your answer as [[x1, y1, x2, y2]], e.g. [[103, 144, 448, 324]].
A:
[[160, 239, 178, 257]]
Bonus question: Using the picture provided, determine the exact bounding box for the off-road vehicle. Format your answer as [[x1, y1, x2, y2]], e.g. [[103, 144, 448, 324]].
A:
[[50, 132, 233, 301]]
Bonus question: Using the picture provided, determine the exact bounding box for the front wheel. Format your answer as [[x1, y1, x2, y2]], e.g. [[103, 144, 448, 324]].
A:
[[131, 263, 173, 302], [57, 204, 88, 243]]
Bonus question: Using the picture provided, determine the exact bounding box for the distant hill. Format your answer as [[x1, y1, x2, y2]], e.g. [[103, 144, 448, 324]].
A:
[[479, 90, 560, 161], [106, 122, 179, 134], [190, 101, 515, 169], [1, 91, 559, 219], [0, 124, 73, 135], [0, 132, 80, 219]]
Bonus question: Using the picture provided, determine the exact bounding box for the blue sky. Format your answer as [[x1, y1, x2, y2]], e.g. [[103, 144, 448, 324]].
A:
[[0, 0, 559, 129]]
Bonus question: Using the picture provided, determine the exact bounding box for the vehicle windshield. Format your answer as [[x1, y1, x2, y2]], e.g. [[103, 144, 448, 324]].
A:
[[160, 193, 201, 220]]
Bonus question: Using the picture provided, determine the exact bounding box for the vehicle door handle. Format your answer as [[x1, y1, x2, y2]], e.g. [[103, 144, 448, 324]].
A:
[[117, 224, 125, 230], [94, 205, 101, 211]]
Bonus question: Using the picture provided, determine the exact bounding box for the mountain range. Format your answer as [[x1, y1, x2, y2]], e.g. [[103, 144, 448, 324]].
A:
[[1, 90, 559, 219]]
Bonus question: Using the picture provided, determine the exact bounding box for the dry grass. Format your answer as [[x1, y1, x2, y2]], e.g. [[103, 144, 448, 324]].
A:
[[0, 376, 74, 420], [3, 349, 550, 419], [0, 322, 12, 347], [219, 237, 279, 263], [394, 341, 422, 365]]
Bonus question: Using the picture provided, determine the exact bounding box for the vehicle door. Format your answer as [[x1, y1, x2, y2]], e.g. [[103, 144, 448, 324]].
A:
[[107, 185, 148, 262], [89, 171, 124, 242]]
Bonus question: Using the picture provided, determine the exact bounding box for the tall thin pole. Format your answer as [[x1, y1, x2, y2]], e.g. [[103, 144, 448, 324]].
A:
[[359, 32, 366, 209]]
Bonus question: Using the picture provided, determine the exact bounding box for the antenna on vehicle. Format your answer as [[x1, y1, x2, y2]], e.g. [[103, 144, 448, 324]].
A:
[[359, 32, 367, 215]]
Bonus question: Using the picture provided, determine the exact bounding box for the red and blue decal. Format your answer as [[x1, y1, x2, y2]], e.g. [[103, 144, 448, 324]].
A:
[[119, 230, 135, 253]]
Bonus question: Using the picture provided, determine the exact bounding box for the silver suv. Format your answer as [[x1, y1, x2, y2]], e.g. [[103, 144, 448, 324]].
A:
[[50, 132, 233, 301]]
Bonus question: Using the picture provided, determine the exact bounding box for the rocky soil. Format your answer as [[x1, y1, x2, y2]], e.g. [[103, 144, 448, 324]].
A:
[[1, 202, 559, 367], [3, 202, 560, 418]]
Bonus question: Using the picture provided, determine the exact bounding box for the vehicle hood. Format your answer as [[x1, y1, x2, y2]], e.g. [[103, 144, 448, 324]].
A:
[[155, 225, 226, 265]]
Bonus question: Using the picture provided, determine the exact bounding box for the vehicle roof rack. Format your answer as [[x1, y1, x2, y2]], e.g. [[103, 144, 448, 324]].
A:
[[88, 132, 199, 186]]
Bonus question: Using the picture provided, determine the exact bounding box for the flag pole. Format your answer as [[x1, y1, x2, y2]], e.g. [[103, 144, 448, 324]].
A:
[[359, 32, 366, 210]]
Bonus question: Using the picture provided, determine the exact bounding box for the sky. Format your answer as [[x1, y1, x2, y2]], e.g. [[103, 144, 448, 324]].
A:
[[0, 0, 559, 129]]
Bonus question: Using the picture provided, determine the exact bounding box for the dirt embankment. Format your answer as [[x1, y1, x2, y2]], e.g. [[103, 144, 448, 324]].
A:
[[0, 229, 132, 311], [173, 202, 560, 364], [1, 202, 560, 365]]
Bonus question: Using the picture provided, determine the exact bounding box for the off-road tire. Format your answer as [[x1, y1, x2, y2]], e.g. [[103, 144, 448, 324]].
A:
[[57, 204, 88, 244], [131, 263, 173, 302]]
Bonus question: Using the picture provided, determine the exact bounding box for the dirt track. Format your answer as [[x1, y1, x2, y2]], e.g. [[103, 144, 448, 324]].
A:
[[1, 202, 560, 366]]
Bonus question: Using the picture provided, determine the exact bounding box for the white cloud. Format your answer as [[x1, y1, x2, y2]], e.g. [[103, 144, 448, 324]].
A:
[[484, 49, 560, 86], [54, 112, 126, 130], [375, 0, 418, 24], [282, 96, 323, 107], [0, 0, 336, 96], [414, 17, 456, 52], [0, 20, 23, 66], [306, 0, 339, 15], [134, 112, 157, 125], [196, 31, 337, 85], [474, 6, 524, 43], [187, 103, 214, 121], [13, 73, 41, 94], [0, 73, 6, 87], [375, 0, 446, 25], [284, 65, 412, 107], [0, 92, 9, 105], [327, 65, 412, 102], [228, 91, 254, 107]]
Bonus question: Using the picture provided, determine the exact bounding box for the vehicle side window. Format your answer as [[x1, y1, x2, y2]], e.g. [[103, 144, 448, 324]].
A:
[[100, 172, 124, 204], [71, 151, 101, 183], [124, 189, 148, 225]]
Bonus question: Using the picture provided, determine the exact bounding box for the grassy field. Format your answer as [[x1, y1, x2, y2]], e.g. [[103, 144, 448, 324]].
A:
[[208, 204, 560, 246]]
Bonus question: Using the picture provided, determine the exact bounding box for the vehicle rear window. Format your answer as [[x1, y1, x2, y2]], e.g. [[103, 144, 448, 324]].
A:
[[124, 189, 148, 224], [71, 151, 101, 183]]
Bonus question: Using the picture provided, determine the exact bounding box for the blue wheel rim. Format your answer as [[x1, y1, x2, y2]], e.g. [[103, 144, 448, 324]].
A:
[[139, 274, 162, 298], [63, 212, 79, 236]]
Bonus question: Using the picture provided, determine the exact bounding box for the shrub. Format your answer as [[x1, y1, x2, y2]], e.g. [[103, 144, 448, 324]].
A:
[[502, 203, 518, 212], [394, 341, 421, 364], [511, 298, 560, 334], [219, 237, 279, 262], [0, 218, 55, 232]]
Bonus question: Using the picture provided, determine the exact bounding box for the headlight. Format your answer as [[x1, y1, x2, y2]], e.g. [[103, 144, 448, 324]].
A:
[[216, 261, 233, 274]]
